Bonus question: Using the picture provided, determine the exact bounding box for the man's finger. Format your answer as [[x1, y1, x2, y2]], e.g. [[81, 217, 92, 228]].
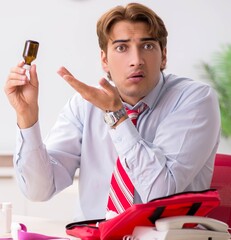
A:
[[99, 78, 117, 94], [57, 66, 91, 94], [18, 61, 25, 68], [63, 74, 91, 96], [29, 64, 39, 87], [57, 66, 74, 78]]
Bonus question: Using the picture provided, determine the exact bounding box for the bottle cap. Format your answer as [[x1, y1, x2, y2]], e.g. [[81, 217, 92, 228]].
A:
[[23, 64, 31, 70]]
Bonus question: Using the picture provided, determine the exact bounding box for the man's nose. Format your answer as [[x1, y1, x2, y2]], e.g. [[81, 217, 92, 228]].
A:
[[129, 48, 144, 67]]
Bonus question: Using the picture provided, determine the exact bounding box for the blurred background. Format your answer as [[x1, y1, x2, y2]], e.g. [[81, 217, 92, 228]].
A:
[[0, 0, 230, 220]]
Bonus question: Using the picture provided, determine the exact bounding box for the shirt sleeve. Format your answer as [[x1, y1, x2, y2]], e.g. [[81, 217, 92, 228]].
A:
[[14, 96, 83, 201], [109, 84, 221, 203], [14, 121, 57, 201]]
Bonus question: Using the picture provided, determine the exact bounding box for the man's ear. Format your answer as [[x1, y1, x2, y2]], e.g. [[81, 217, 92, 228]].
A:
[[161, 48, 167, 70], [101, 50, 109, 73]]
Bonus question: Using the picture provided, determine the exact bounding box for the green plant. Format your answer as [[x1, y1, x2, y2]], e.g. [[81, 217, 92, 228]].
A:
[[201, 45, 231, 137]]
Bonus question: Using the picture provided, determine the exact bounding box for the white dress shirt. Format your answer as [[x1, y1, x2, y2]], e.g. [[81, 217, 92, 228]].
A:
[[14, 73, 221, 221]]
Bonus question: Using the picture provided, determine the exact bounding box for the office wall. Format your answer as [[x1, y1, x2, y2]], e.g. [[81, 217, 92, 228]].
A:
[[0, 0, 231, 154]]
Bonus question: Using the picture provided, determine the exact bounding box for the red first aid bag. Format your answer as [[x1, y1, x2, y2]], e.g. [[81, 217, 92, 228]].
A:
[[66, 219, 102, 240], [66, 189, 220, 240]]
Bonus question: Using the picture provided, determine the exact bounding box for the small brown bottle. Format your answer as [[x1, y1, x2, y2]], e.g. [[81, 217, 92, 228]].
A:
[[22, 40, 39, 70]]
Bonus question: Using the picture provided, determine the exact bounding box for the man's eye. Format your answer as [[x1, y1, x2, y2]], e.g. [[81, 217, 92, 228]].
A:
[[115, 45, 127, 52], [143, 43, 154, 50]]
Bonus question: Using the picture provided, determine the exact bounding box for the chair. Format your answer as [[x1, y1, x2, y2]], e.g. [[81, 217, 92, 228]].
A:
[[207, 153, 231, 230]]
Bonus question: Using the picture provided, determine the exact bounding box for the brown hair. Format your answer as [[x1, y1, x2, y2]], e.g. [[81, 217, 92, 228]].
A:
[[97, 2, 168, 53]]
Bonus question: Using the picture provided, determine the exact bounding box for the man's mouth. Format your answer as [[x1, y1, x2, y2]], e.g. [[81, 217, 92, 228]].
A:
[[127, 72, 145, 82]]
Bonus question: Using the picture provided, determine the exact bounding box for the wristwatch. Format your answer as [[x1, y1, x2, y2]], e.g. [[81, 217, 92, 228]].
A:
[[104, 107, 126, 127]]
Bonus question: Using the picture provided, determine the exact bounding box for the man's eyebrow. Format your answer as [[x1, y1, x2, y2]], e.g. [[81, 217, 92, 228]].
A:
[[141, 37, 158, 42], [112, 37, 158, 44], [112, 39, 129, 44]]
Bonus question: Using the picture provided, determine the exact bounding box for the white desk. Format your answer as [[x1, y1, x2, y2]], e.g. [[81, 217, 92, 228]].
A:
[[1, 215, 79, 239]]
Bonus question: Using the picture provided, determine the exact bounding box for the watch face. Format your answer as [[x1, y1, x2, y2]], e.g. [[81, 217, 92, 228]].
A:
[[104, 113, 116, 126], [104, 107, 126, 127]]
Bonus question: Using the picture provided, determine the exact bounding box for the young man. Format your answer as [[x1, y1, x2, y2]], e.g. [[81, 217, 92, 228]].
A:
[[5, 3, 220, 221]]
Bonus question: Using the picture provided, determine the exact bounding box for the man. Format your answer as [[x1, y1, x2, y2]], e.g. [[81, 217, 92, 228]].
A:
[[4, 3, 220, 221]]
